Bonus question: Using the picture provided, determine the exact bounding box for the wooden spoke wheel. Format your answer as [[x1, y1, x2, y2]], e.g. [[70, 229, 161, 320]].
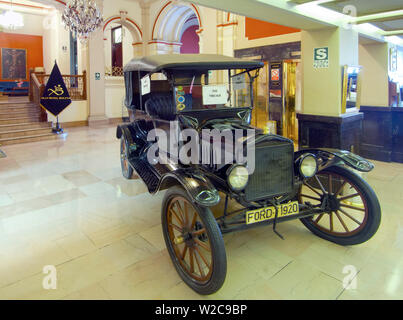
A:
[[120, 136, 133, 179], [162, 186, 227, 295], [298, 165, 381, 246]]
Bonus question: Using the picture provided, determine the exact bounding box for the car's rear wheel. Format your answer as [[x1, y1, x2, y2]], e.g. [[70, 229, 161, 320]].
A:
[[120, 136, 133, 179], [298, 165, 381, 246], [162, 186, 227, 295]]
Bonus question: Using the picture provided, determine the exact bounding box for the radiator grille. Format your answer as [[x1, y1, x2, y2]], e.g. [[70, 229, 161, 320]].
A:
[[244, 141, 294, 202]]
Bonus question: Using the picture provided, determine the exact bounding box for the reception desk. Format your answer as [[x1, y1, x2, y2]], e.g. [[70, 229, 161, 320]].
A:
[[359, 106, 403, 163]]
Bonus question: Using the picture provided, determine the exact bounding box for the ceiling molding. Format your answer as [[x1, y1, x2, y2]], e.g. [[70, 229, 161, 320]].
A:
[[355, 11, 403, 25], [382, 30, 403, 36]]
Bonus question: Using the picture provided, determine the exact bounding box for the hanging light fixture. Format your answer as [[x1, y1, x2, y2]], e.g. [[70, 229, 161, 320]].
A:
[[61, 0, 103, 43], [0, 0, 24, 30]]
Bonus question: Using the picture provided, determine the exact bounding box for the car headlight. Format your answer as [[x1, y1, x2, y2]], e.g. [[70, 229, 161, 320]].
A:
[[299, 154, 318, 178], [227, 165, 249, 191]]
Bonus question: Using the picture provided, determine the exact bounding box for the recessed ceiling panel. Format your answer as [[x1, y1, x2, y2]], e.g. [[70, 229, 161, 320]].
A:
[[373, 19, 403, 31], [321, 0, 403, 17]]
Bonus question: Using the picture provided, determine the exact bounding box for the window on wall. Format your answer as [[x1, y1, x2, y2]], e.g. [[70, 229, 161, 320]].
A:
[[111, 26, 123, 76]]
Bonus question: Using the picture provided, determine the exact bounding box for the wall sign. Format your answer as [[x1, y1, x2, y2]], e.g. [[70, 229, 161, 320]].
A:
[[269, 62, 282, 100], [95, 72, 100, 80], [202, 85, 228, 105], [141, 75, 151, 95], [271, 68, 280, 81], [233, 74, 247, 90], [314, 47, 329, 69]]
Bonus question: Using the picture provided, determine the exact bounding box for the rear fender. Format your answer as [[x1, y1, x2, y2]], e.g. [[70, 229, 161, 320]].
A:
[[295, 148, 374, 173], [159, 170, 220, 207]]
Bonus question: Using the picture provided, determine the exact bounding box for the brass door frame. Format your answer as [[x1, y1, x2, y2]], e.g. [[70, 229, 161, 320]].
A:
[[251, 62, 269, 130], [282, 60, 299, 143]]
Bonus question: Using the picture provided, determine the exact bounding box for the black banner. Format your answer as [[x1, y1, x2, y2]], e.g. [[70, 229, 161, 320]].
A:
[[0, 300, 397, 318], [40, 62, 71, 116]]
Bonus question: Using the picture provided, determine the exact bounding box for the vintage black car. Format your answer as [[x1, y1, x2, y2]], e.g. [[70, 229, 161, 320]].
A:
[[117, 54, 381, 295]]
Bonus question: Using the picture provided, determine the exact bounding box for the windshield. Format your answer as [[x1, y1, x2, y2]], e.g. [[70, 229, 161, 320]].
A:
[[174, 70, 253, 112]]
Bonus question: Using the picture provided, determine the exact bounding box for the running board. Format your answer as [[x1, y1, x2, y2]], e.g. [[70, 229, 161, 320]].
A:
[[129, 157, 160, 193]]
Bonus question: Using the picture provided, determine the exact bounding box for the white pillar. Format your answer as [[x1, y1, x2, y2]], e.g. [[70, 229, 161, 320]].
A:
[[301, 27, 359, 116], [87, 0, 108, 126], [359, 42, 389, 107], [140, 1, 151, 56]]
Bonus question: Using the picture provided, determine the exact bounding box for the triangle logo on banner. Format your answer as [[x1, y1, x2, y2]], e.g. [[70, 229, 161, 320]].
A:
[[40, 62, 71, 116]]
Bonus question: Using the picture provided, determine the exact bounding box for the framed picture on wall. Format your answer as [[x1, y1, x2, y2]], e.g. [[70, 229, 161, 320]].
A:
[[1, 48, 27, 80]]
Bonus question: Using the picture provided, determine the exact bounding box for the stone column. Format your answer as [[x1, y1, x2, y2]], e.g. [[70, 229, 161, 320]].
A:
[[140, 1, 151, 56], [133, 43, 143, 57], [298, 27, 363, 153], [301, 27, 358, 116], [87, 0, 108, 126], [359, 42, 389, 107]]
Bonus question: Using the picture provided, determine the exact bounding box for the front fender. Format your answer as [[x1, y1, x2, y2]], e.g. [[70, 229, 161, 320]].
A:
[[158, 169, 220, 207], [116, 124, 133, 143], [295, 148, 374, 172]]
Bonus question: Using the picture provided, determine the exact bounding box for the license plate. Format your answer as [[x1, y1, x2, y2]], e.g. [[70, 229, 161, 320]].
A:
[[245, 201, 299, 225]]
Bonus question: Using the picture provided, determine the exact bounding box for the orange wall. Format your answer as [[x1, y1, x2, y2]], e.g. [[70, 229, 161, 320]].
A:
[[0, 32, 43, 82], [245, 17, 300, 40]]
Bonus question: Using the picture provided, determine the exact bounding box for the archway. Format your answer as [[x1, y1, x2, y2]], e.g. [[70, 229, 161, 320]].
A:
[[152, 2, 201, 53], [103, 13, 143, 75]]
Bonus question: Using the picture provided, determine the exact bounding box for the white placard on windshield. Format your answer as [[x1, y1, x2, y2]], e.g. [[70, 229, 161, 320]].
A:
[[202, 85, 228, 105], [233, 74, 247, 90], [141, 75, 151, 95]]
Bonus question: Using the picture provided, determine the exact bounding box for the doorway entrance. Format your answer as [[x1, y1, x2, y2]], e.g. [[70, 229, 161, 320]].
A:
[[250, 59, 300, 143], [234, 42, 302, 144], [111, 26, 123, 76]]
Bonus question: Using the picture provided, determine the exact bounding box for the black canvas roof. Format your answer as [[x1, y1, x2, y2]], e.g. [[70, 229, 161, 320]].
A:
[[123, 54, 264, 73]]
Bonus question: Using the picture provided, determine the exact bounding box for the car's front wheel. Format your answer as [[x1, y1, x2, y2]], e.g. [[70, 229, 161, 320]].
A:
[[120, 136, 133, 179], [162, 186, 227, 295], [298, 165, 381, 246]]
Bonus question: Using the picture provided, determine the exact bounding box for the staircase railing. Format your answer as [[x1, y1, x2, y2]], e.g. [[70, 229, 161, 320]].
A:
[[29, 69, 87, 101], [29, 70, 47, 122]]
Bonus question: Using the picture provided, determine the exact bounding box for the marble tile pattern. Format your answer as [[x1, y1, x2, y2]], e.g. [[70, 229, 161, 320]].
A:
[[0, 125, 402, 300]]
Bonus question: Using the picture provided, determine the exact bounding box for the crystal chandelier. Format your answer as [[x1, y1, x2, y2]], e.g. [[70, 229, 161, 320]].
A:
[[62, 0, 103, 43], [0, 0, 24, 30]]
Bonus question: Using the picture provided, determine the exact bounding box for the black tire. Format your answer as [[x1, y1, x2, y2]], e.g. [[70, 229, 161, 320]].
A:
[[299, 165, 381, 246], [162, 186, 227, 295], [120, 136, 133, 179]]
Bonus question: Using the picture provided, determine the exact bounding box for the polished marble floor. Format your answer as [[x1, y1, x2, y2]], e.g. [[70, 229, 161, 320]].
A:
[[0, 125, 402, 300]]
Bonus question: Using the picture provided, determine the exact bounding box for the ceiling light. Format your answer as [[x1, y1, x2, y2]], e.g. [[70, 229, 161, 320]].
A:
[[0, 1, 24, 30]]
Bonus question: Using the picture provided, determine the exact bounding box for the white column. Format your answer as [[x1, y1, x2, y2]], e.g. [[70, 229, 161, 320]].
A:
[[140, 1, 151, 56], [301, 27, 359, 116], [359, 42, 389, 107], [87, 0, 108, 126]]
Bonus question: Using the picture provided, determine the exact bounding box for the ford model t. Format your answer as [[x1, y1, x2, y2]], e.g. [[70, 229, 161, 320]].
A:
[[117, 54, 381, 295]]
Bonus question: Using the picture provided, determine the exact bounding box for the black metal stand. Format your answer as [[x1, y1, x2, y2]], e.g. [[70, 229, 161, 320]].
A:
[[52, 116, 64, 134]]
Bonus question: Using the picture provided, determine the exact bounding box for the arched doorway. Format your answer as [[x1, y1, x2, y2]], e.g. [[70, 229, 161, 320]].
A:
[[180, 16, 199, 54], [103, 14, 143, 75], [152, 2, 201, 54]]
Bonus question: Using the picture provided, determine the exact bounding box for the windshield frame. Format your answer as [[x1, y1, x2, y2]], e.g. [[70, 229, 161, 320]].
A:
[[169, 68, 260, 114]]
